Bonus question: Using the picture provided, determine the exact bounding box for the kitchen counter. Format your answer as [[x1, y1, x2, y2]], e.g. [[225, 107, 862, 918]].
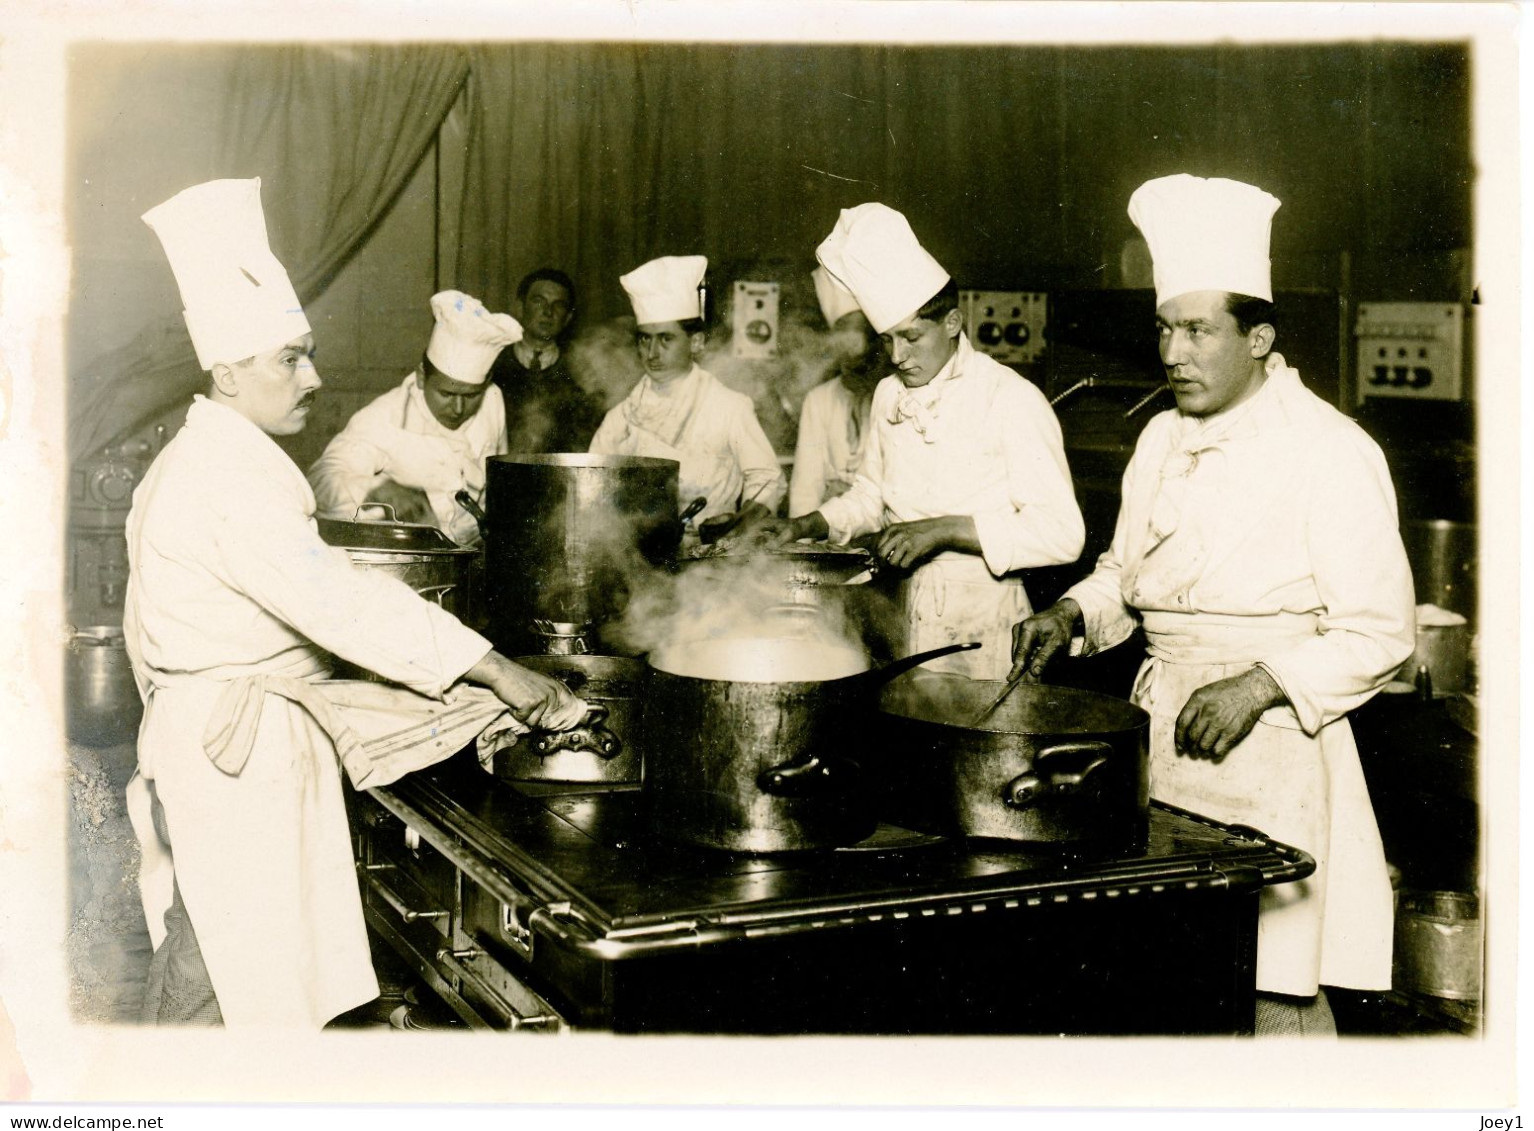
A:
[[349, 749, 1312, 1036]]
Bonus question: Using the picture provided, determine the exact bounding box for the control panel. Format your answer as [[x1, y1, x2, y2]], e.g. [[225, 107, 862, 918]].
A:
[[960, 290, 1048, 365], [1355, 302, 1464, 402], [731, 280, 781, 359]]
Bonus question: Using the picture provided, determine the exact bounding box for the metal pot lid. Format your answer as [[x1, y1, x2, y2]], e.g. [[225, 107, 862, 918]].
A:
[[316, 508, 473, 554]]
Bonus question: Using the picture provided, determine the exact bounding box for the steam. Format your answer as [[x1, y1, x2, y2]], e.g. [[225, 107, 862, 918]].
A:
[[562, 294, 857, 456], [602, 550, 877, 679]]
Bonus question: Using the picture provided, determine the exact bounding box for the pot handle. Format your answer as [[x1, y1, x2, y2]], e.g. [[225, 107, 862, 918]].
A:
[[1002, 740, 1113, 810], [757, 753, 844, 797], [530, 706, 623, 760]]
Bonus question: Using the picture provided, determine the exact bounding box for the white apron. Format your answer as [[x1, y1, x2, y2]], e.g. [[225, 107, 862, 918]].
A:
[[1133, 612, 1394, 995]]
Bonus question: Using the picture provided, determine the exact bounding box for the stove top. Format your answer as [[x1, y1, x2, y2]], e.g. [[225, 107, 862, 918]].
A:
[[370, 750, 1313, 952]]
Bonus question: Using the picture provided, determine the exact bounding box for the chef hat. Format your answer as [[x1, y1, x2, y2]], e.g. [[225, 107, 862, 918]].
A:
[[812, 265, 862, 327], [141, 178, 311, 370], [620, 255, 708, 325], [425, 291, 523, 385], [814, 203, 950, 334], [1128, 174, 1281, 306]]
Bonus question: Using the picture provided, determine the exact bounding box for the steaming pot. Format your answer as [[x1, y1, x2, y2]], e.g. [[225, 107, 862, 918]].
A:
[[642, 640, 977, 853], [877, 672, 1150, 849], [484, 454, 681, 654]]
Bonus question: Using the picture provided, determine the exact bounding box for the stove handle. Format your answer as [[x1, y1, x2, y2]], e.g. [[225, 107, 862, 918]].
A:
[[1003, 741, 1112, 810]]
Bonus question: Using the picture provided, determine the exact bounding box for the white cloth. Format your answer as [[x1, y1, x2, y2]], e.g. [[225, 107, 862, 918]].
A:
[[814, 203, 951, 334], [789, 377, 872, 518], [1129, 174, 1281, 305], [124, 396, 496, 1027], [589, 365, 786, 522], [141, 178, 311, 369], [817, 333, 1083, 679], [307, 370, 507, 547], [620, 255, 707, 325], [1063, 353, 1416, 995]]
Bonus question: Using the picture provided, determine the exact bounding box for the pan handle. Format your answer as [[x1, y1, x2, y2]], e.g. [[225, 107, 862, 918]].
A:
[[530, 706, 623, 760], [758, 753, 846, 797], [455, 490, 489, 537], [852, 641, 982, 690], [1002, 740, 1112, 810]]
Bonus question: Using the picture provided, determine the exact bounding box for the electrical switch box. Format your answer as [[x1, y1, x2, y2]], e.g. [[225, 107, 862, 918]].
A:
[[960, 290, 1048, 365], [731, 280, 780, 359], [1355, 302, 1464, 402]]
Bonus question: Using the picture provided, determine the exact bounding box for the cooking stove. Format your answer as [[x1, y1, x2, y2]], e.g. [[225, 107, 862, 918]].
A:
[[348, 747, 1312, 1036]]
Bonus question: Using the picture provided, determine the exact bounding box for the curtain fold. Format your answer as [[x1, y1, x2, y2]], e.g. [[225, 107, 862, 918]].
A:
[[68, 45, 469, 464]]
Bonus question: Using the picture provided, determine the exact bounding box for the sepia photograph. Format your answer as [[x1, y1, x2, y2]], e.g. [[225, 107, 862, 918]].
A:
[[0, 0, 1522, 1120]]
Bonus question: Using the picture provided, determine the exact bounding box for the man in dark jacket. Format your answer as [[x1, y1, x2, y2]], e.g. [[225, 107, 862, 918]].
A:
[[488, 267, 604, 453]]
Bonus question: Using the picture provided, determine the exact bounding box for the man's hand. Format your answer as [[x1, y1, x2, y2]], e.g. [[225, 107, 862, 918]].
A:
[[875, 516, 977, 570], [1008, 599, 1082, 682], [704, 501, 778, 551], [1174, 666, 1287, 762], [766, 511, 830, 547], [467, 652, 589, 731], [362, 479, 434, 525]]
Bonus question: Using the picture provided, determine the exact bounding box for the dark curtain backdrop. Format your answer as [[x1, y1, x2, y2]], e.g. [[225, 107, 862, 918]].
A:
[[69, 45, 469, 463], [454, 41, 1470, 323], [71, 40, 1469, 460]]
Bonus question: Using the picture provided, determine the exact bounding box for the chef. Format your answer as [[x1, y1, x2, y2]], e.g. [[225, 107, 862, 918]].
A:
[[1010, 174, 1415, 1033], [788, 266, 886, 518], [588, 254, 786, 533], [775, 204, 1084, 680], [126, 177, 586, 1028], [308, 289, 518, 548]]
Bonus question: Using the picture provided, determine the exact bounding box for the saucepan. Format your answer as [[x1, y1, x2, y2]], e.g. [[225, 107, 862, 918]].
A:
[[489, 654, 644, 784], [642, 640, 979, 853], [877, 671, 1150, 850]]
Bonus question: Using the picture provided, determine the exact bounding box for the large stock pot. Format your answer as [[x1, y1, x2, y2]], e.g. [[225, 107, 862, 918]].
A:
[[642, 640, 978, 853], [483, 454, 680, 655], [878, 672, 1150, 850]]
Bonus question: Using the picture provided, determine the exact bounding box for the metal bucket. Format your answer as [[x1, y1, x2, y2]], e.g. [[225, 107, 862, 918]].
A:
[[1402, 520, 1477, 621], [1394, 890, 1482, 1000], [65, 626, 143, 746]]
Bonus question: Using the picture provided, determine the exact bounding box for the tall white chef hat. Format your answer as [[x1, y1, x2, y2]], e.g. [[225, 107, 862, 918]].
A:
[[425, 291, 523, 385], [811, 265, 862, 327], [814, 203, 950, 335], [620, 255, 708, 325], [141, 178, 311, 370], [1128, 174, 1282, 306]]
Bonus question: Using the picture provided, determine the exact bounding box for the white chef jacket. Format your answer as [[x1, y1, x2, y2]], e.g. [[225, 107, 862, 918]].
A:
[[817, 333, 1083, 679], [589, 364, 786, 522], [789, 376, 873, 518], [124, 396, 495, 1027], [307, 369, 507, 547], [1064, 353, 1415, 995]]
